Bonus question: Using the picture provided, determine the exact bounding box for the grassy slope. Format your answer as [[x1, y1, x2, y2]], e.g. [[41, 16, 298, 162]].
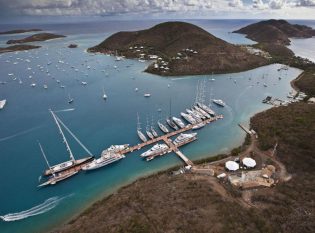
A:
[[250, 103, 315, 233], [88, 22, 267, 76], [294, 67, 315, 96], [56, 103, 315, 233]]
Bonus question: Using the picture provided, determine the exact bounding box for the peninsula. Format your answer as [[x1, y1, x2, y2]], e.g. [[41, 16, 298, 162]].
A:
[[0, 29, 42, 35], [6, 33, 65, 44], [234, 19, 315, 45], [234, 20, 315, 71], [88, 21, 267, 76]]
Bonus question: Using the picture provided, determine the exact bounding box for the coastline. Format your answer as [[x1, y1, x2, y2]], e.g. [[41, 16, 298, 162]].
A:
[[54, 69, 303, 232], [0, 18, 313, 233]]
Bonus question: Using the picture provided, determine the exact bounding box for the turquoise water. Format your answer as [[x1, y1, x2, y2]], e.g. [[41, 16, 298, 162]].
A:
[[289, 37, 315, 62], [0, 19, 306, 233]]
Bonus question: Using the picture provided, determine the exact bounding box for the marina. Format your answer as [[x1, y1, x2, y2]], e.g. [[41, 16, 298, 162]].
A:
[[40, 113, 224, 183], [0, 19, 305, 233]]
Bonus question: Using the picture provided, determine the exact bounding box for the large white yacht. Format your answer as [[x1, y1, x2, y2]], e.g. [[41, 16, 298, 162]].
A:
[[172, 117, 186, 128], [212, 99, 226, 107], [140, 144, 169, 158], [82, 153, 125, 171], [173, 133, 197, 146], [180, 112, 197, 124]]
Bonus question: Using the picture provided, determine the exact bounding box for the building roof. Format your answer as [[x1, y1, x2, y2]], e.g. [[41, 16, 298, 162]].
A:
[[242, 157, 256, 168], [225, 161, 239, 171]]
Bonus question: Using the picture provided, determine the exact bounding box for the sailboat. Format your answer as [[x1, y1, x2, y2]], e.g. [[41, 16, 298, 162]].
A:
[[115, 50, 122, 61], [42, 110, 94, 176], [68, 94, 74, 104], [137, 113, 147, 142], [102, 87, 107, 100], [38, 142, 78, 187], [166, 98, 178, 130], [150, 116, 158, 137], [158, 120, 169, 134], [146, 117, 154, 139], [196, 84, 215, 116]]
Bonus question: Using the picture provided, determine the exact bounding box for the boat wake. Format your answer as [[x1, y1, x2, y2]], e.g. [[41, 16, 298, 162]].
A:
[[0, 194, 72, 222], [219, 105, 234, 127], [0, 126, 42, 143], [54, 108, 75, 113]]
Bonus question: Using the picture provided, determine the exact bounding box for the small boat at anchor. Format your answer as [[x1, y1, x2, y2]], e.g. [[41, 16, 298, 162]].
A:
[[102, 87, 107, 100], [212, 99, 226, 107]]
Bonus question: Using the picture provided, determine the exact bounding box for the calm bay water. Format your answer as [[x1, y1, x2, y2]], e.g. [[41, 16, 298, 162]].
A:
[[0, 19, 312, 233]]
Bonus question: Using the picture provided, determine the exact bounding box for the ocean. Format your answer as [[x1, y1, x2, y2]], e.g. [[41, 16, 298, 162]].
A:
[[0, 19, 313, 233]]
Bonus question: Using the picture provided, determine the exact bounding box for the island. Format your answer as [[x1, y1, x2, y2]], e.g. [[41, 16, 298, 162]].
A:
[[0, 29, 42, 35], [68, 44, 78, 48], [6, 33, 66, 44], [233, 19, 315, 45], [233, 20, 315, 72], [88, 21, 268, 76], [0, 44, 41, 54]]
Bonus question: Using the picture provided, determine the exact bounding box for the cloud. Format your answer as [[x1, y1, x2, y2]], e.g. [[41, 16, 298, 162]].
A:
[[228, 0, 244, 8], [296, 0, 315, 7], [0, 0, 314, 18], [269, 0, 287, 9], [252, 0, 268, 10], [1, 0, 218, 16]]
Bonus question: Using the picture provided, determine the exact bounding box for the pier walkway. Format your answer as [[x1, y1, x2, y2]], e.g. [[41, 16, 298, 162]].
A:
[[120, 115, 223, 166], [238, 123, 252, 135]]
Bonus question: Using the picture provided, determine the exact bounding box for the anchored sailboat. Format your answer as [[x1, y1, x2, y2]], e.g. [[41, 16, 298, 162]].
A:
[[42, 110, 94, 176], [68, 94, 74, 104], [102, 87, 107, 100]]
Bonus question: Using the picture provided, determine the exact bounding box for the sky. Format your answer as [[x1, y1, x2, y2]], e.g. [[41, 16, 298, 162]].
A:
[[0, 0, 314, 20]]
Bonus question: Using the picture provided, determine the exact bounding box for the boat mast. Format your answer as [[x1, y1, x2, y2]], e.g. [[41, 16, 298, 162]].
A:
[[137, 112, 141, 130], [209, 86, 213, 108], [54, 114, 93, 156], [169, 97, 172, 118], [50, 109, 75, 161], [38, 141, 55, 177], [194, 80, 200, 105]]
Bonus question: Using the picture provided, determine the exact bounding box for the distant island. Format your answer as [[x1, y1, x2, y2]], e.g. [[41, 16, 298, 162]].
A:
[[7, 33, 66, 44], [234, 19, 315, 71], [234, 19, 315, 45], [0, 29, 42, 35], [68, 44, 78, 48], [0, 44, 41, 53], [88, 21, 267, 76]]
